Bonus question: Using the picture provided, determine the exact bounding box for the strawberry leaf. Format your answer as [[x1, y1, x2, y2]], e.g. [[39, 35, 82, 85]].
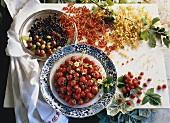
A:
[[117, 75, 125, 88], [148, 93, 161, 106], [163, 37, 170, 48], [146, 88, 154, 95], [142, 88, 161, 106], [142, 96, 150, 105]]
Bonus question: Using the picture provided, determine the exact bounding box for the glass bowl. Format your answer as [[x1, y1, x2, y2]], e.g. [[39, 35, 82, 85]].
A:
[[19, 9, 75, 61]]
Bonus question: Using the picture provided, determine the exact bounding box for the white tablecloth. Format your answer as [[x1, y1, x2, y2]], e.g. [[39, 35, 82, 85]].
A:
[[3, 0, 170, 123]]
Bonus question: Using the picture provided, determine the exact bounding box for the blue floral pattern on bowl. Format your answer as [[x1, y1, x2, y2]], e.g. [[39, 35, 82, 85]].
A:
[[40, 44, 117, 118]]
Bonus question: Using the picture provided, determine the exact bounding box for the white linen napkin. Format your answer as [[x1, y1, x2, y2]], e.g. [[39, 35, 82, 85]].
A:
[[4, 0, 68, 123]]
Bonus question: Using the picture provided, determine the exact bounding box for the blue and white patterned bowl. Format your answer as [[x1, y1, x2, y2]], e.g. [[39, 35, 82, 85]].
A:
[[40, 44, 117, 118]]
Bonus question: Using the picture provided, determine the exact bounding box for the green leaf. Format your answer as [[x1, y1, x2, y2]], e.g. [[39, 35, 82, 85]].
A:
[[156, 33, 161, 40], [151, 17, 160, 25], [92, 6, 98, 12], [163, 37, 170, 48], [148, 35, 156, 47], [1, 0, 6, 7], [103, 16, 116, 24], [142, 96, 150, 105], [118, 75, 125, 82], [148, 93, 161, 106], [158, 27, 165, 32], [117, 75, 125, 88], [143, 88, 162, 106], [117, 81, 125, 88], [146, 88, 154, 95], [141, 16, 147, 25], [139, 109, 151, 118], [140, 30, 148, 40], [103, 86, 110, 93], [107, 0, 114, 6]]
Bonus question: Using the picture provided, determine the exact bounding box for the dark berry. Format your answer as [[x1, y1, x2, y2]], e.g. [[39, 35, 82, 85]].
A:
[[130, 94, 136, 99], [117, 98, 123, 102], [137, 98, 141, 103], [143, 83, 147, 87], [157, 85, 162, 90], [162, 84, 167, 89]]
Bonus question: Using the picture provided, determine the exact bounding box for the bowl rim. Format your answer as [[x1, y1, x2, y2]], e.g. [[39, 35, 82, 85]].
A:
[[39, 44, 117, 118], [19, 9, 65, 61]]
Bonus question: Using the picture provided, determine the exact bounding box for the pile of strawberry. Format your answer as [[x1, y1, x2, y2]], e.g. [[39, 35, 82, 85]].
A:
[[53, 56, 102, 106]]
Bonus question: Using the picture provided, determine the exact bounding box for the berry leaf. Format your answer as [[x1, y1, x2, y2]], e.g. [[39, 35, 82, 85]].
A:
[[163, 37, 170, 48], [148, 35, 156, 47], [146, 88, 154, 95], [117, 75, 125, 88], [142, 88, 161, 106], [141, 16, 147, 25], [148, 93, 161, 106], [142, 96, 150, 105], [151, 17, 160, 26], [140, 30, 148, 40]]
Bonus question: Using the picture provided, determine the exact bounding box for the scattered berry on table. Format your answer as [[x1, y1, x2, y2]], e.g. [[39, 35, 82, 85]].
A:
[[157, 85, 162, 90], [162, 84, 167, 89]]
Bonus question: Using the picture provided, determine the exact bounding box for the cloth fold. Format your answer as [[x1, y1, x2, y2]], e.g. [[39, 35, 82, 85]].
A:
[[4, 0, 68, 123]]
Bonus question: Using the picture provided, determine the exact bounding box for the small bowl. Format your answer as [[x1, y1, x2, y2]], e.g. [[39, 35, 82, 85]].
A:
[[19, 9, 75, 61]]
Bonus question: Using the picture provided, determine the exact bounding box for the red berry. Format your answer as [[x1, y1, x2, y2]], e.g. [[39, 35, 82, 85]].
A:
[[126, 87, 130, 92], [122, 88, 127, 94], [134, 84, 139, 88], [140, 72, 144, 76], [117, 98, 123, 102], [128, 71, 132, 76], [130, 85, 134, 89], [162, 84, 167, 89], [137, 91, 142, 95], [137, 81, 141, 85], [137, 98, 141, 103], [157, 85, 162, 90], [126, 100, 132, 105], [124, 74, 128, 79], [147, 78, 152, 82], [143, 83, 147, 87], [130, 94, 136, 99], [130, 75, 134, 78], [138, 76, 142, 80]]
